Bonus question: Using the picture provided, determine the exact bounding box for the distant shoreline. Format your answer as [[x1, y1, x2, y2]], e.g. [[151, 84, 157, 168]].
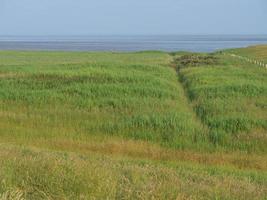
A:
[[0, 35, 267, 52]]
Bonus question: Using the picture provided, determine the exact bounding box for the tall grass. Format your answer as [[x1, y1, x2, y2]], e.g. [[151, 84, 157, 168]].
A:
[[178, 54, 267, 152], [0, 51, 206, 151], [0, 50, 267, 199], [0, 145, 266, 200]]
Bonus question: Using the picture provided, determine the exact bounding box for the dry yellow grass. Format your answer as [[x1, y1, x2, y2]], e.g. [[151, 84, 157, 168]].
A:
[[1, 136, 266, 171], [0, 144, 266, 200]]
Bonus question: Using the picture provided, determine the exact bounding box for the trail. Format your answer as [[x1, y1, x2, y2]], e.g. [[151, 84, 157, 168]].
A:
[[169, 55, 210, 135]]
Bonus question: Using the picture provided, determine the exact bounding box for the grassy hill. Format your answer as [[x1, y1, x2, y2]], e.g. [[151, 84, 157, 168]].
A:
[[0, 49, 266, 199], [227, 45, 267, 62]]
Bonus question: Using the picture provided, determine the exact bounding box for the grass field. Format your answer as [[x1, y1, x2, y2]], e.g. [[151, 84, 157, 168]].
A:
[[0, 51, 206, 150], [0, 47, 266, 199], [178, 54, 267, 153]]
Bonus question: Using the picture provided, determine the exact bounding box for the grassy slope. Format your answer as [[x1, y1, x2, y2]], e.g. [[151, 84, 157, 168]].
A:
[[179, 55, 267, 153], [227, 45, 267, 62], [0, 50, 266, 199]]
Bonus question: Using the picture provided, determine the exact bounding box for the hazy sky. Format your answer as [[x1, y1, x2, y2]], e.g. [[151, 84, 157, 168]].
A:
[[0, 0, 266, 35]]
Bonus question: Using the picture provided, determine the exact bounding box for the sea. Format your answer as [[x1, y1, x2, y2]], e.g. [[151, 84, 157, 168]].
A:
[[0, 35, 267, 52]]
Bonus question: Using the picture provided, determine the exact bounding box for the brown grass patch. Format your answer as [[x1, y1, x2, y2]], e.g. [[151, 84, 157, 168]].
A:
[[5, 137, 265, 171]]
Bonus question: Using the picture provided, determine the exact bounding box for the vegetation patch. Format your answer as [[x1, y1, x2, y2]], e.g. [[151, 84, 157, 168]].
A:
[[175, 54, 219, 69]]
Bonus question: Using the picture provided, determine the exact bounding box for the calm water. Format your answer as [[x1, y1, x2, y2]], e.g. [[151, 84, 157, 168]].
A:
[[0, 35, 267, 52]]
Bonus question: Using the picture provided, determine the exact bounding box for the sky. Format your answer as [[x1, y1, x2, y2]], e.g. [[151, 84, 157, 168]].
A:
[[0, 0, 266, 35]]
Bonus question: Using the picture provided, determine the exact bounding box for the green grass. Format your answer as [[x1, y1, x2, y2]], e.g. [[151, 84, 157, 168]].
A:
[[0, 51, 206, 150], [0, 49, 266, 199], [178, 54, 267, 153], [227, 45, 267, 62]]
